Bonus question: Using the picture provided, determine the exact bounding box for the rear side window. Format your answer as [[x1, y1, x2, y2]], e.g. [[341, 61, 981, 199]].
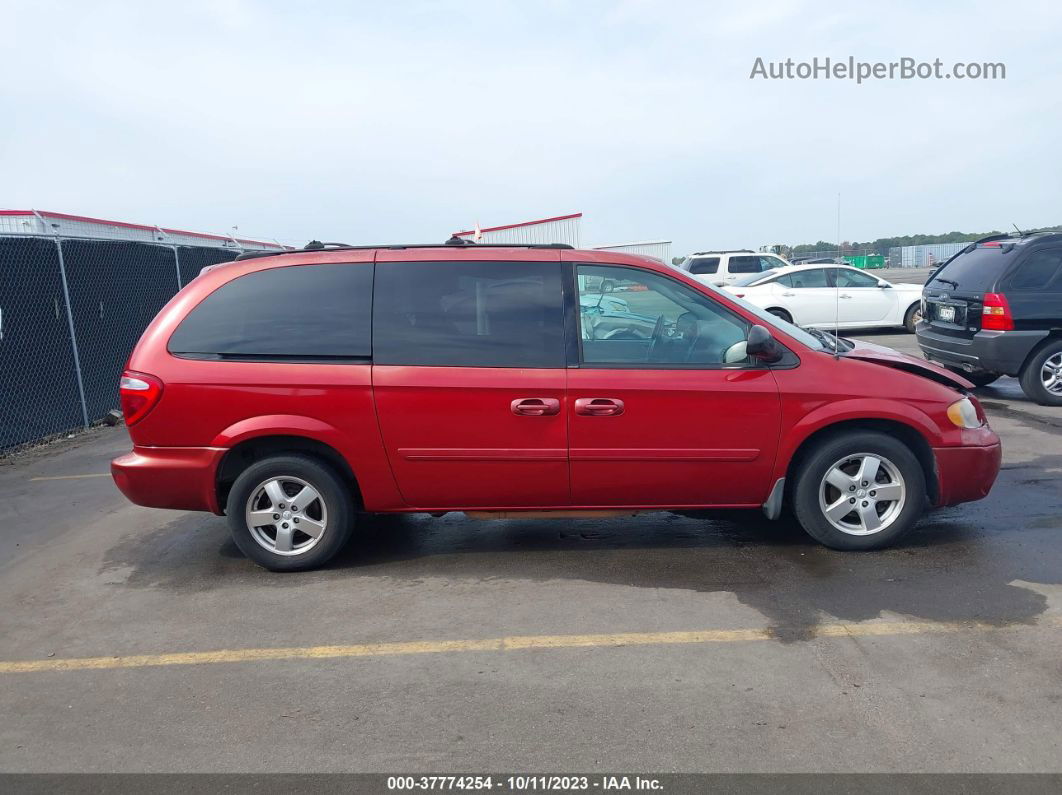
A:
[[789, 269, 830, 288], [927, 246, 1008, 292], [728, 256, 761, 274], [168, 264, 372, 359], [373, 261, 564, 368], [687, 257, 719, 275], [1006, 249, 1062, 290]]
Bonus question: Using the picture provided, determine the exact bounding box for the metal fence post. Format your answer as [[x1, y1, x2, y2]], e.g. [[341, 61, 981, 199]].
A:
[[173, 245, 182, 289], [51, 234, 91, 429]]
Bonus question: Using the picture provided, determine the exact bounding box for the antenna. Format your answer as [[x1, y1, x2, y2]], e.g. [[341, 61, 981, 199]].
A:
[[834, 192, 841, 359], [1012, 223, 1024, 236]]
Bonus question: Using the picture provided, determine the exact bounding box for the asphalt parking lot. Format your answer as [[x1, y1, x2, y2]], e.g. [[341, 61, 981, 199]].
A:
[[1, 324, 1060, 773]]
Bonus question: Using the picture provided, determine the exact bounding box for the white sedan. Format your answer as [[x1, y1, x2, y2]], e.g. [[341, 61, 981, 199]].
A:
[[722, 264, 925, 333]]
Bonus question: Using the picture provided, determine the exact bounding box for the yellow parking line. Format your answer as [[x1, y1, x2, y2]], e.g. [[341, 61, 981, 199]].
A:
[[29, 473, 111, 481], [1, 617, 1058, 674]]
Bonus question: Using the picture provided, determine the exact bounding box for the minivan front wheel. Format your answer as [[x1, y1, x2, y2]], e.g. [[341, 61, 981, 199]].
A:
[[226, 454, 353, 571], [792, 431, 926, 550]]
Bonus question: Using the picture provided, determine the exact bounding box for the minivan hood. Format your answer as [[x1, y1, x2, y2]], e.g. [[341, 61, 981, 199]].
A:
[[843, 338, 974, 390]]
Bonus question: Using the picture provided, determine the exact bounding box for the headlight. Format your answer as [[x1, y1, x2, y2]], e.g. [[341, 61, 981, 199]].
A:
[[947, 397, 983, 429]]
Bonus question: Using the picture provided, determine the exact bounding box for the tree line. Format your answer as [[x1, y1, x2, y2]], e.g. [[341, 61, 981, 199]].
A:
[[780, 224, 1062, 258]]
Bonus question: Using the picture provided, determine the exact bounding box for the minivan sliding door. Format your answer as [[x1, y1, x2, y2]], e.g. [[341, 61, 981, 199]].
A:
[[371, 253, 569, 510]]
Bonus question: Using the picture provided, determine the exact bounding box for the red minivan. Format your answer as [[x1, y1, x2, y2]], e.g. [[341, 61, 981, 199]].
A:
[[112, 241, 1001, 571]]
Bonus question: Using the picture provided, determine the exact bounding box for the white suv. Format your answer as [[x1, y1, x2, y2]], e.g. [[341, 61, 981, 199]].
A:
[[676, 250, 792, 286]]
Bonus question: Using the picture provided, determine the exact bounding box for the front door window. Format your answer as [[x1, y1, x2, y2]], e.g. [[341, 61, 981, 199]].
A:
[[577, 265, 749, 367]]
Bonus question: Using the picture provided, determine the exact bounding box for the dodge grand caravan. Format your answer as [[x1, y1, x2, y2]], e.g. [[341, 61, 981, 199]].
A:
[[112, 240, 1001, 571]]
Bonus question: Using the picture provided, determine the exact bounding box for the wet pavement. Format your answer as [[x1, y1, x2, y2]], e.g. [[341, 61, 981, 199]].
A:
[[0, 330, 1060, 772]]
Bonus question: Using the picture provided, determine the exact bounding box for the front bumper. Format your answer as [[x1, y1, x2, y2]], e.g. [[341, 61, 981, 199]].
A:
[[112, 446, 226, 514], [916, 323, 1046, 376], [933, 428, 1002, 507]]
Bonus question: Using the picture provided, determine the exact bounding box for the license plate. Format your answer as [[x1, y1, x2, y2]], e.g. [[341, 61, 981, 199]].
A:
[[938, 305, 956, 323]]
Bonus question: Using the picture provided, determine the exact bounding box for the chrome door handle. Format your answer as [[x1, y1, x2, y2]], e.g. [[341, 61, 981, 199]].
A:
[[781, 291, 795, 297], [839, 294, 852, 299], [511, 398, 561, 416]]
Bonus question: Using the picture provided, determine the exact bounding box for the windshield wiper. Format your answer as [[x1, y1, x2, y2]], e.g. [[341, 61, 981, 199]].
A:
[[803, 327, 834, 348], [804, 326, 850, 352], [931, 276, 958, 288]]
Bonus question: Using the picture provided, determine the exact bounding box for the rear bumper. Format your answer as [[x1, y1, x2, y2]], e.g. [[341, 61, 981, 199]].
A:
[[933, 431, 1002, 507], [916, 323, 1045, 376], [111, 446, 226, 514]]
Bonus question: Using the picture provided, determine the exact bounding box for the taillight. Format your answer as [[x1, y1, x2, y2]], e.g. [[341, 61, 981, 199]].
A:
[[119, 370, 164, 425], [981, 293, 1014, 331]]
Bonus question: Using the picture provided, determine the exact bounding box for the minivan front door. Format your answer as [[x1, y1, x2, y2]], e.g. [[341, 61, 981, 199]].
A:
[[372, 254, 569, 510], [569, 263, 781, 508]]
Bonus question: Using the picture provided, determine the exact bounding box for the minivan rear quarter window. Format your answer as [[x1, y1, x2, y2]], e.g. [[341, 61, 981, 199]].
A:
[[927, 246, 1008, 292], [372, 261, 565, 368], [168, 263, 372, 359]]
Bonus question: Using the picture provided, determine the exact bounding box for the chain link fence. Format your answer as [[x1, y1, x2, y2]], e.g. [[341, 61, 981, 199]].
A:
[[0, 234, 241, 454]]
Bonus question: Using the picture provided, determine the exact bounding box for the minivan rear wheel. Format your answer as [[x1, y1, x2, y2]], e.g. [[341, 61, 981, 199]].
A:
[[1018, 340, 1062, 406], [226, 454, 354, 571], [792, 431, 926, 551]]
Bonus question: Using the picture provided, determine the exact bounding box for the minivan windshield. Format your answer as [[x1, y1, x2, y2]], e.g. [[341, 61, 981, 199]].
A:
[[926, 246, 1009, 292], [698, 280, 825, 351]]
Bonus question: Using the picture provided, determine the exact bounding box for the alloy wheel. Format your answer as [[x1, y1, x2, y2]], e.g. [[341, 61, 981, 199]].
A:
[[1041, 352, 1062, 395], [818, 453, 906, 536], [244, 476, 328, 556]]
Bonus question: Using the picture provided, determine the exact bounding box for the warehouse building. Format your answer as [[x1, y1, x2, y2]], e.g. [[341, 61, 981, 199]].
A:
[[590, 240, 672, 264], [0, 209, 286, 251], [453, 213, 583, 246], [887, 242, 973, 268], [453, 213, 671, 265]]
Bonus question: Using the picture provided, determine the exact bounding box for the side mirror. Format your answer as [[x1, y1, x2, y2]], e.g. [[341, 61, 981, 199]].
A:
[[746, 324, 784, 364], [877, 282, 891, 288], [601, 280, 615, 294]]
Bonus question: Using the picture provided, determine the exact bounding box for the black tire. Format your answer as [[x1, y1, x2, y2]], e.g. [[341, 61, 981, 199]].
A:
[[767, 308, 793, 324], [226, 454, 354, 571], [903, 302, 922, 334], [1018, 339, 1062, 406], [945, 366, 999, 388], [792, 431, 926, 551]]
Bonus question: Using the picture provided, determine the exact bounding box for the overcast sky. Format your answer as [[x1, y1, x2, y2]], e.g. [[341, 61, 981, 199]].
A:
[[3, 0, 1060, 254]]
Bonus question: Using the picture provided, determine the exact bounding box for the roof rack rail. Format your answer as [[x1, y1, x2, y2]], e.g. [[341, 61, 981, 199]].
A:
[[689, 249, 755, 255], [235, 239, 574, 261], [304, 240, 355, 250]]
